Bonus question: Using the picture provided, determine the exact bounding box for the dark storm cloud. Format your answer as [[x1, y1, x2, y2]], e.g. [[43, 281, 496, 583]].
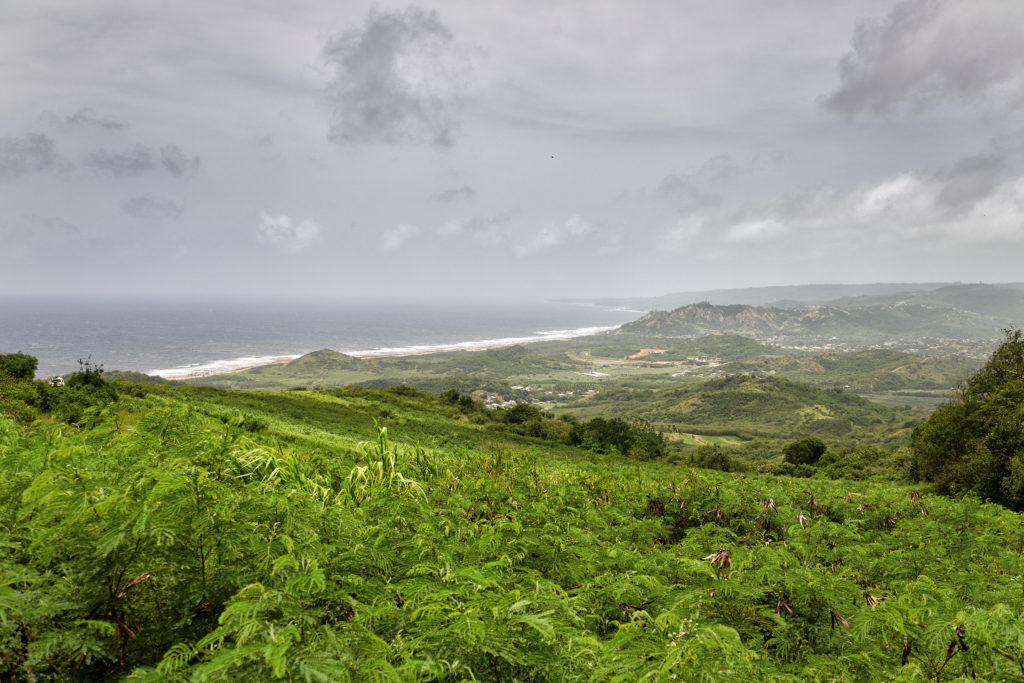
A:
[[323, 6, 465, 147], [0, 133, 73, 180], [122, 195, 183, 220], [66, 108, 129, 131], [83, 144, 200, 178], [824, 0, 1024, 117], [430, 185, 476, 202]]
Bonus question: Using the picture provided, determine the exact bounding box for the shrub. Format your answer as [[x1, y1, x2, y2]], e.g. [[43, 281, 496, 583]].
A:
[[688, 444, 744, 472]]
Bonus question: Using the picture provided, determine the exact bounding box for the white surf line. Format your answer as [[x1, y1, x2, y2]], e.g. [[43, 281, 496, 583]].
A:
[[148, 354, 302, 379], [344, 325, 618, 357]]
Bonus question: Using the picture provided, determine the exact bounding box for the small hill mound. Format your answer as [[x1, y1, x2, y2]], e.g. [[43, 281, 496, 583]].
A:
[[285, 349, 364, 372]]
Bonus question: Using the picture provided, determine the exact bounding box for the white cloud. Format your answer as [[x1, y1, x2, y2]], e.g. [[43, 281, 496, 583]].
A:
[[514, 215, 593, 256], [256, 212, 322, 253], [380, 223, 421, 250], [438, 213, 511, 247], [704, 171, 1024, 249], [724, 218, 788, 244]]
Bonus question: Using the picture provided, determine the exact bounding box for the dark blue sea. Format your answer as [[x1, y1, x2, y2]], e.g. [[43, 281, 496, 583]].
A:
[[0, 299, 642, 379]]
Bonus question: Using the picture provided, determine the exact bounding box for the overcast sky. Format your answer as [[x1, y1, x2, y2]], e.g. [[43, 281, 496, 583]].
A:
[[2, 0, 1023, 300]]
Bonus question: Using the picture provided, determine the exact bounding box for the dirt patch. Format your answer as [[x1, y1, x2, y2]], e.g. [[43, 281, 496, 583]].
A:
[[628, 348, 667, 360]]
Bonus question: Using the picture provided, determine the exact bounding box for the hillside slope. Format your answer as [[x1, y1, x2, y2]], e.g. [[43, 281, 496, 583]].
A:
[[726, 349, 979, 391], [0, 381, 1022, 680], [560, 374, 912, 441]]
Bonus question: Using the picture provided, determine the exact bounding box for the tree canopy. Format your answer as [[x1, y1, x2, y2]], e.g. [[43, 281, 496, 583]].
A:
[[912, 328, 1024, 510], [0, 352, 37, 381], [783, 437, 827, 466]]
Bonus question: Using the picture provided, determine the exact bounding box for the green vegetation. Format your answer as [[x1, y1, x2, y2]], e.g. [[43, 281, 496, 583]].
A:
[[4, 315, 1024, 681], [0, 362, 1023, 680], [783, 437, 827, 466], [912, 329, 1024, 510], [727, 349, 979, 392], [0, 357, 118, 425], [0, 352, 37, 380], [557, 375, 913, 443]]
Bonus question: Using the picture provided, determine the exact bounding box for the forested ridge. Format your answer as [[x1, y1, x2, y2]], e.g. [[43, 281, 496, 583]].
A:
[[1, 345, 1023, 681]]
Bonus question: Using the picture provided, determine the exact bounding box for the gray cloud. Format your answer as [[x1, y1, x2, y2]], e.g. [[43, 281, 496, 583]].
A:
[[323, 7, 466, 147], [659, 155, 741, 212], [825, 0, 1024, 117], [122, 195, 183, 220], [430, 185, 476, 202], [84, 145, 154, 177], [66, 107, 129, 131], [657, 154, 782, 214], [83, 144, 200, 178], [0, 133, 73, 180], [158, 145, 201, 178], [933, 151, 1007, 208], [932, 133, 1024, 207]]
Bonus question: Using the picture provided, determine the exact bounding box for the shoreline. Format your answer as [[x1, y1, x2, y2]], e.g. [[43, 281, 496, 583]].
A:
[[150, 325, 618, 381]]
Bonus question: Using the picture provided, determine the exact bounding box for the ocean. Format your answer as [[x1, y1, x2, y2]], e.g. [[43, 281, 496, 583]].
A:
[[0, 299, 643, 379]]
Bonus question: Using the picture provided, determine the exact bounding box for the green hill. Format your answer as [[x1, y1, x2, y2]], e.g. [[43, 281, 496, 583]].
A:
[[616, 284, 1024, 346], [570, 333, 778, 363], [1, 373, 1023, 680], [726, 349, 979, 391], [560, 374, 911, 441]]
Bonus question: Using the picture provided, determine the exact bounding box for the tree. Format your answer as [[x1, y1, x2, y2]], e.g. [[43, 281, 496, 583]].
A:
[[783, 437, 826, 465], [912, 328, 1024, 509], [0, 352, 37, 380]]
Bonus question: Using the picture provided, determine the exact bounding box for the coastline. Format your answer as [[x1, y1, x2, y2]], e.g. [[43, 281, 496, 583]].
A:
[[149, 324, 617, 381]]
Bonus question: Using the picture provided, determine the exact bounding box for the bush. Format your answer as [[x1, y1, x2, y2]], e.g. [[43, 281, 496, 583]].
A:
[[688, 444, 744, 472]]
